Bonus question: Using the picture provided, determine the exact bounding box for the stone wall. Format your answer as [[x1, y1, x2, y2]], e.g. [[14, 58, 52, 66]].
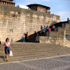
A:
[[64, 23, 70, 47], [0, 5, 60, 42]]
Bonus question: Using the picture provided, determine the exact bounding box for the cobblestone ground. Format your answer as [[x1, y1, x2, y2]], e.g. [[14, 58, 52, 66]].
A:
[[0, 55, 70, 70]]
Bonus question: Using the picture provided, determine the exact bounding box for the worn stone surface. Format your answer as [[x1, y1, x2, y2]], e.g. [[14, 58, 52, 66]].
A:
[[0, 55, 70, 70], [0, 43, 70, 63], [40, 36, 50, 43]]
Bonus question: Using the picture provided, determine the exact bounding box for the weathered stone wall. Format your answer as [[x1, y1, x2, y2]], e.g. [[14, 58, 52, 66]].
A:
[[40, 22, 70, 47], [64, 23, 70, 47], [0, 5, 60, 42]]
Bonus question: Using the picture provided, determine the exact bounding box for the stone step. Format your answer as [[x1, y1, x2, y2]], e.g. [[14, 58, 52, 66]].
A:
[[0, 43, 70, 63], [1, 43, 70, 55]]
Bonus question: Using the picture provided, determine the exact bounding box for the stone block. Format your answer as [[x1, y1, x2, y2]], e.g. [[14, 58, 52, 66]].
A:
[[40, 36, 50, 43], [50, 32, 58, 40], [58, 27, 65, 39]]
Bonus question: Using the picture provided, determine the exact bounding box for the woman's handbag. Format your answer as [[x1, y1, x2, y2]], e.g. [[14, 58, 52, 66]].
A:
[[9, 51, 13, 56]]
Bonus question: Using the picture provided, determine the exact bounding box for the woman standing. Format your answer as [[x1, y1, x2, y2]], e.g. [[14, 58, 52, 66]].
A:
[[3, 38, 12, 61]]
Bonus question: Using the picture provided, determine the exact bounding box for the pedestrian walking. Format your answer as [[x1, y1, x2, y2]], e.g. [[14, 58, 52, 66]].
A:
[[3, 38, 12, 62], [22, 33, 25, 42]]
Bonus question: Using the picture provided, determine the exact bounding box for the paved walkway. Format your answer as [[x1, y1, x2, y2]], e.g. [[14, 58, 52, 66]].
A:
[[0, 55, 70, 70]]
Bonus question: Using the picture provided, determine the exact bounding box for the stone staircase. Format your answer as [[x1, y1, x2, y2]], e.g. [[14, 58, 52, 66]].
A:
[[0, 43, 70, 63], [40, 21, 70, 47], [16, 20, 70, 48]]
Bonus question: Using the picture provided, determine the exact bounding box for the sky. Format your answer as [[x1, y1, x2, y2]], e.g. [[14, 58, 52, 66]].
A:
[[14, 0, 70, 21]]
